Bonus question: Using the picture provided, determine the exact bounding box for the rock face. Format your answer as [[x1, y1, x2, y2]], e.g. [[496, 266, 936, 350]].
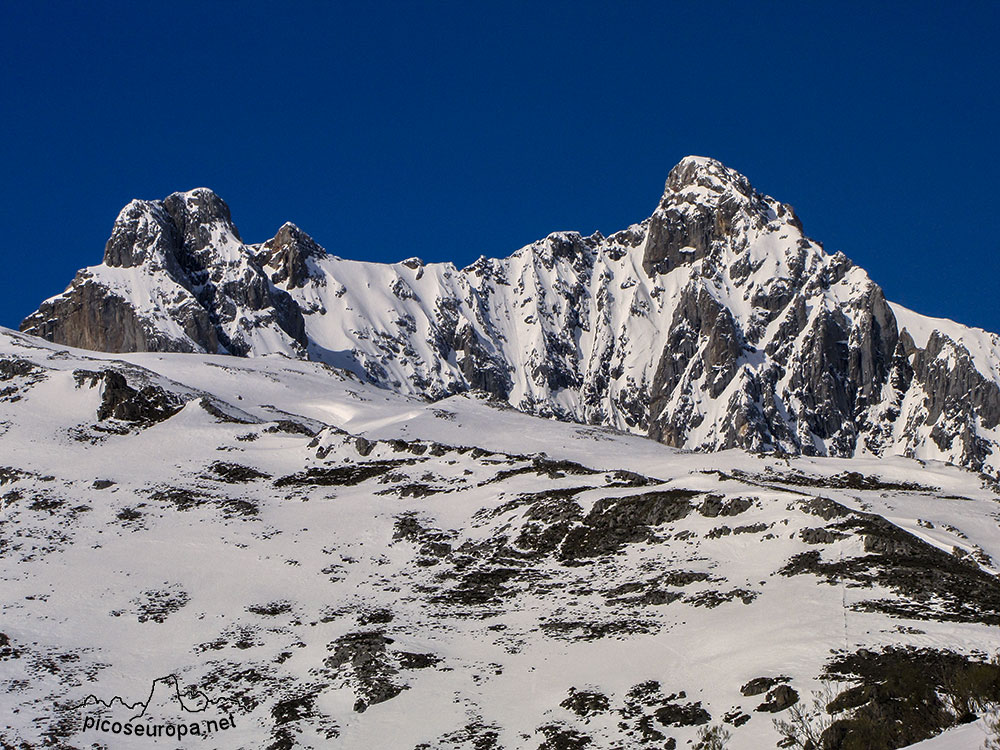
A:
[[74, 369, 183, 424], [256, 222, 327, 290], [19, 159, 1000, 475]]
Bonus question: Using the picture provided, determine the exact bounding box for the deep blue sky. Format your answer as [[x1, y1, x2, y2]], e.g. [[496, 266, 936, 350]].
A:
[[2, 2, 998, 334]]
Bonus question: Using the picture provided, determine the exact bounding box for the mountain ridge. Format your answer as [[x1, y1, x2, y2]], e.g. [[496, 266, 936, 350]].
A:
[[20, 157, 1000, 475]]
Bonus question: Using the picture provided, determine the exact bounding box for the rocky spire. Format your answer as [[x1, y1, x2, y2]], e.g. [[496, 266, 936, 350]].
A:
[[643, 156, 782, 276], [258, 222, 327, 289], [662, 155, 756, 198]]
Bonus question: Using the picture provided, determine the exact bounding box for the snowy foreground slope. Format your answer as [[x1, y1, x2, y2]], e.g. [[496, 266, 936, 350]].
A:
[[3, 328, 1000, 749], [20, 157, 1000, 477]]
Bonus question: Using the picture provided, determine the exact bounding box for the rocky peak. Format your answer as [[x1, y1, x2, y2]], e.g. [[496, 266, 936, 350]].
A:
[[103, 200, 171, 268], [517, 232, 600, 274], [259, 222, 327, 289], [663, 155, 756, 200], [643, 158, 778, 277], [163, 188, 240, 236], [102, 188, 243, 275], [268, 222, 324, 255], [22, 187, 307, 357], [161, 188, 244, 275]]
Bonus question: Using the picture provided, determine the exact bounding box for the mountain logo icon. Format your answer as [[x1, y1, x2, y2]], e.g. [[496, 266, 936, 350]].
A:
[[74, 675, 237, 741]]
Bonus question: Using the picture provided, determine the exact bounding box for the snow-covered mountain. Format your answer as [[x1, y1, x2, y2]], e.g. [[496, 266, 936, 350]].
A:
[[21, 157, 1000, 476], [8, 160, 1000, 749], [3, 328, 1000, 749]]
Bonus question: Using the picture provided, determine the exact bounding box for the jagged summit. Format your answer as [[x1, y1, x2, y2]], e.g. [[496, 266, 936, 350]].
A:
[[104, 188, 243, 270], [23, 186, 305, 357], [664, 155, 754, 195], [258, 221, 327, 289], [19, 157, 1000, 475]]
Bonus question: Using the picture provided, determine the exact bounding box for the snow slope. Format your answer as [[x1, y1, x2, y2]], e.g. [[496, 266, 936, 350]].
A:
[[3, 328, 1000, 749]]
